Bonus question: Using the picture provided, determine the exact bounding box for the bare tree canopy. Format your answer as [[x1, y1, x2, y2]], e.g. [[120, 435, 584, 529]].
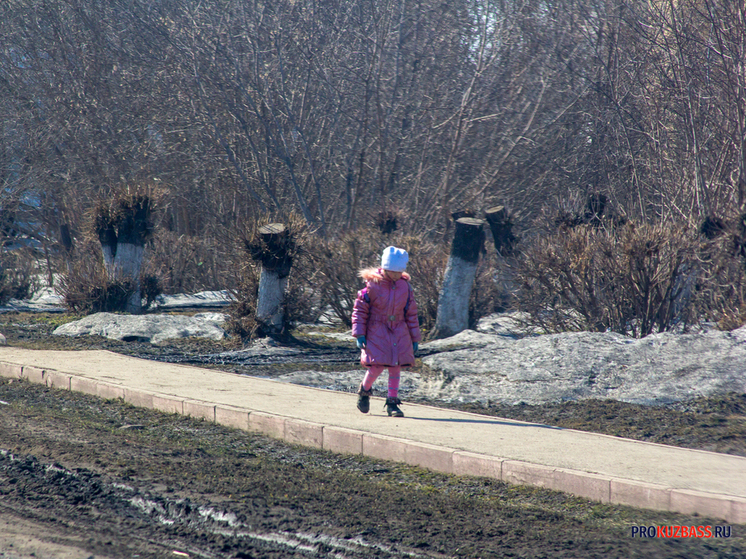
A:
[[1, 0, 744, 249]]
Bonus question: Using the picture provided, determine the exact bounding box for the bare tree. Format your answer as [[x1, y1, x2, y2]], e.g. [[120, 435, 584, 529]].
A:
[[3, 0, 745, 275], [699, 0, 746, 211]]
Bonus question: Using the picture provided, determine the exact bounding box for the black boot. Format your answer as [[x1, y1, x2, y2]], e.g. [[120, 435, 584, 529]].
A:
[[385, 397, 404, 417], [357, 385, 373, 414]]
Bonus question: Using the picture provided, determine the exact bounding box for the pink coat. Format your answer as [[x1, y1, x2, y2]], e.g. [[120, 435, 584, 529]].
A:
[[351, 267, 422, 368]]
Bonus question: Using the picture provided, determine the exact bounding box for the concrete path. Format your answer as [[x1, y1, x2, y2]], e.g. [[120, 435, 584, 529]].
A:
[[1, 348, 744, 523]]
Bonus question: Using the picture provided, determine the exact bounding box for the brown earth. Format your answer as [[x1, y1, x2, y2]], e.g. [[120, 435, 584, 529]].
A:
[[0, 312, 744, 558]]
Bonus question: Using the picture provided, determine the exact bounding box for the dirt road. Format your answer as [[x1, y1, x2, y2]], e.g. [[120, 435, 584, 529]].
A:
[[1, 377, 743, 559]]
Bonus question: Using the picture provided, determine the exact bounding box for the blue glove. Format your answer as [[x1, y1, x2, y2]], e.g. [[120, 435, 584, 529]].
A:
[[356, 336, 367, 349], [413, 342, 418, 353]]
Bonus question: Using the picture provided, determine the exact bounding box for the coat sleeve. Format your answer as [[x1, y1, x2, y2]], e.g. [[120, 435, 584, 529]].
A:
[[405, 284, 422, 342], [351, 287, 370, 338]]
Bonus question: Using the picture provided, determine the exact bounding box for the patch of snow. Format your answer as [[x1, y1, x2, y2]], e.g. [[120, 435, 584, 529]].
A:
[[265, 314, 746, 408], [274, 369, 420, 396], [153, 290, 233, 309], [192, 312, 227, 324], [416, 325, 746, 406], [29, 286, 66, 306], [302, 330, 353, 342], [420, 330, 502, 352], [475, 311, 542, 338], [217, 337, 302, 359], [0, 297, 66, 313], [53, 312, 227, 344]]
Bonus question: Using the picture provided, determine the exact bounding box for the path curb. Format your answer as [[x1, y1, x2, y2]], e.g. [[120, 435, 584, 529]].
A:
[[1, 360, 742, 523]]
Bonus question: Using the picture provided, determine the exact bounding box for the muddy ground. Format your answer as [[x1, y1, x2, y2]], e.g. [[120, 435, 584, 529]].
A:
[[0, 312, 744, 558]]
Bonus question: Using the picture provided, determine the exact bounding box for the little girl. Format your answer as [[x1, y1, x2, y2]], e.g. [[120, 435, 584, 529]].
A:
[[351, 246, 421, 417]]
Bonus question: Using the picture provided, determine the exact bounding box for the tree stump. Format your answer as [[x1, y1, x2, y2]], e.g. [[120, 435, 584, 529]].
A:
[[451, 209, 476, 221], [253, 223, 293, 335], [484, 206, 516, 256], [432, 217, 485, 339], [485, 206, 519, 311], [95, 196, 151, 314]]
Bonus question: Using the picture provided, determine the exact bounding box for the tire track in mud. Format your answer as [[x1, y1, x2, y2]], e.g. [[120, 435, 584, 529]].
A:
[[0, 450, 434, 559]]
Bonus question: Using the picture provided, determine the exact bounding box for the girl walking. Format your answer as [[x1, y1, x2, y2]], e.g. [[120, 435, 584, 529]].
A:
[[352, 246, 421, 417]]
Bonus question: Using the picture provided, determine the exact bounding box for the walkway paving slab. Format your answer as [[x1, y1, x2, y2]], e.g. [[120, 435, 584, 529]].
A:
[[1, 348, 744, 523]]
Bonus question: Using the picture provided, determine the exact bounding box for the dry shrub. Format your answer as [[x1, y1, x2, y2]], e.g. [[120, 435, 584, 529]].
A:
[[60, 243, 135, 313], [307, 229, 506, 333], [224, 261, 260, 340], [406, 246, 448, 333], [695, 228, 746, 330], [516, 222, 701, 337], [145, 231, 227, 294], [306, 229, 384, 327], [0, 247, 39, 304], [59, 239, 161, 314]]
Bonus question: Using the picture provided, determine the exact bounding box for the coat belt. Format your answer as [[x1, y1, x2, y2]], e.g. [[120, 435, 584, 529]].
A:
[[369, 313, 405, 323]]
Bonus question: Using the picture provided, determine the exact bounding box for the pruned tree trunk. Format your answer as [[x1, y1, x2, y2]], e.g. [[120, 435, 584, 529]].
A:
[[432, 217, 485, 339], [256, 268, 288, 333], [485, 206, 516, 256], [114, 243, 145, 314], [485, 206, 518, 310], [59, 223, 75, 255], [95, 194, 152, 314], [253, 223, 294, 335]]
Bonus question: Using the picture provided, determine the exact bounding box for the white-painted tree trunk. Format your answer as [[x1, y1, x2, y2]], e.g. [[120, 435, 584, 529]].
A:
[[433, 217, 485, 339], [103, 243, 145, 314], [113, 243, 144, 280], [251, 223, 293, 335], [435, 256, 478, 338], [256, 267, 288, 332]]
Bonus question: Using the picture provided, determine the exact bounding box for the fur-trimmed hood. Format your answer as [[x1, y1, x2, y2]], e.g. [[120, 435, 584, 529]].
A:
[[358, 267, 411, 283]]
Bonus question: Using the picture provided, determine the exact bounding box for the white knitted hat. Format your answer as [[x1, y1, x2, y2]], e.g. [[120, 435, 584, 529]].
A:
[[381, 246, 408, 272]]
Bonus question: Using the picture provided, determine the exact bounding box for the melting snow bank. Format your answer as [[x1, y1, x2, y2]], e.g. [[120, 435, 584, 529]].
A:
[[50, 307, 746, 407], [0, 288, 234, 314], [415, 327, 746, 406], [53, 312, 227, 344], [152, 290, 233, 309], [279, 317, 746, 407]]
